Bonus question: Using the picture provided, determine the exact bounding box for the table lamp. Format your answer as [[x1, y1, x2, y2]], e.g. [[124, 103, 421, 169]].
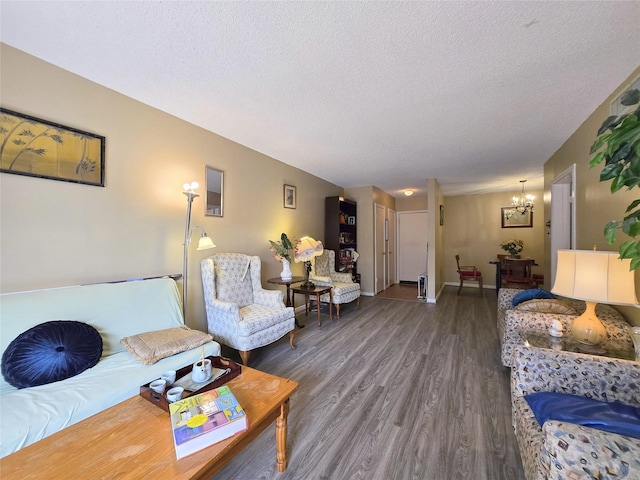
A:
[[551, 249, 638, 346], [294, 236, 324, 289]]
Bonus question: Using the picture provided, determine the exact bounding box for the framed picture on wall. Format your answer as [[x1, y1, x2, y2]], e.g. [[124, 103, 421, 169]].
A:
[[284, 184, 296, 209], [0, 108, 105, 186], [439, 205, 445, 226], [501, 207, 533, 228]]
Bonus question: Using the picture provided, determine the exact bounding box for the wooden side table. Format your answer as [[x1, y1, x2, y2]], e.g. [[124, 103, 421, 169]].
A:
[[267, 276, 305, 328], [292, 286, 333, 327]]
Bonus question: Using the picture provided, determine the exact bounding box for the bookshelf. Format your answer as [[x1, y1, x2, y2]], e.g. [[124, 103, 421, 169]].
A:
[[325, 197, 357, 279]]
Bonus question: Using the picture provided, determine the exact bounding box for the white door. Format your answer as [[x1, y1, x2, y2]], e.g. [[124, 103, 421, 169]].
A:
[[375, 204, 386, 294], [551, 164, 576, 286], [397, 211, 428, 282], [387, 209, 396, 287]]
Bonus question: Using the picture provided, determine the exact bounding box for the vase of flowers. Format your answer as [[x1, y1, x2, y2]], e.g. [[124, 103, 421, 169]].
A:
[[269, 233, 295, 280], [500, 239, 524, 257]]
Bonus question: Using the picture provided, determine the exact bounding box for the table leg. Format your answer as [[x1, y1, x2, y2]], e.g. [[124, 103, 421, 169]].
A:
[[284, 284, 292, 307], [292, 291, 305, 329], [276, 399, 290, 472], [316, 292, 322, 327]]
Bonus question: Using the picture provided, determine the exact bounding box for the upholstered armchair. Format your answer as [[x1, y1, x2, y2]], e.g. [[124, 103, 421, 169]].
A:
[[201, 253, 296, 365], [309, 249, 360, 318]]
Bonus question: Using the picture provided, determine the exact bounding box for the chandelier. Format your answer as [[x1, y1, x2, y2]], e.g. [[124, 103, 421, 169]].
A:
[[506, 180, 534, 219]]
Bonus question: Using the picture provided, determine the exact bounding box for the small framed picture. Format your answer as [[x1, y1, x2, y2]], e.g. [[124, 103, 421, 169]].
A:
[[439, 205, 445, 226], [284, 184, 296, 209]]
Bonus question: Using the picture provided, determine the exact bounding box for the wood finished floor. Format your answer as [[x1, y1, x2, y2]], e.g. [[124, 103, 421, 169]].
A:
[[214, 286, 523, 480]]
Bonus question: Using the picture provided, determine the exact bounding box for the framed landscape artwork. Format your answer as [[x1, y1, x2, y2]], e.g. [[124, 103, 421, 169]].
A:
[[0, 108, 105, 186], [501, 207, 533, 228], [284, 184, 296, 209]]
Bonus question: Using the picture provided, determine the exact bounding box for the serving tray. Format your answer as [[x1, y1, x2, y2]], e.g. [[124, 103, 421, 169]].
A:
[[139, 355, 241, 412]]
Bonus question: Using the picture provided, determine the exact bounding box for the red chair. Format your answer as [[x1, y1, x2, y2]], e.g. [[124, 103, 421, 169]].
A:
[[455, 255, 483, 295], [503, 258, 536, 289]]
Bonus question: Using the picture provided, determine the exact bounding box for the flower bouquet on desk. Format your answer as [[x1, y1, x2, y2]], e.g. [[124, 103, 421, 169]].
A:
[[500, 239, 524, 257]]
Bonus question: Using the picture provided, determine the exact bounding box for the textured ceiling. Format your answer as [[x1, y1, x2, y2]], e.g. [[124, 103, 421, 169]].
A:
[[1, 1, 639, 197]]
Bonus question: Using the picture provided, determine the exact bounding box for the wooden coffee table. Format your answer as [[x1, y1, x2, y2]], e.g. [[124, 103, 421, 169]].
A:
[[1, 367, 298, 479]]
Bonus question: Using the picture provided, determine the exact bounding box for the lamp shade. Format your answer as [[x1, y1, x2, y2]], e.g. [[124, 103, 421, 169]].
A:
[[196, 234, 216, 251], [294, 236, 324, 263], [551, 250, 638, 306]]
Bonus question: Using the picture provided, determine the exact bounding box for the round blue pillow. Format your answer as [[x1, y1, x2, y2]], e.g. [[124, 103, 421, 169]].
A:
[[1, 320, 102, 389], [511, 288, 555, 307]]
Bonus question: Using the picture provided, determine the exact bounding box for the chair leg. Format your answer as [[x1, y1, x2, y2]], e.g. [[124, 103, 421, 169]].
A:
[[458, 280, 463, 295], [289, 330, 296, 350], [239, 350, 250, 365], [356, 297, 361, 309], [335, 303, 340, 318]]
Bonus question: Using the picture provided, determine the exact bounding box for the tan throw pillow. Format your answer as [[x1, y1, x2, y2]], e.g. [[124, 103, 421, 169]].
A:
[[120, 326, 213, 365], [515, 299, 578, 315]]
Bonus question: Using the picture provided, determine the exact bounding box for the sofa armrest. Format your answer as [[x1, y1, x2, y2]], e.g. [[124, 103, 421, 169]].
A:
[[542, 420, 640, 479], [330, 272, 353, 283], [498, 288, 523, 314], [253, 288, 285, 308], [512, 348, 640, 407], [309, 273, 332, 286]]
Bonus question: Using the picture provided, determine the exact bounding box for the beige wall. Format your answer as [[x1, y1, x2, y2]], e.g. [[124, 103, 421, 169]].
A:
[[396, 194, 428, 211], [443, 190, 545, 288], [544, 66, 640, 326], [0, 44, 342, 331]]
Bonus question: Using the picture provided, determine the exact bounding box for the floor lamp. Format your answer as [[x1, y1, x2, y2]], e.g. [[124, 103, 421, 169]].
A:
[[182, 182, 216, 320]]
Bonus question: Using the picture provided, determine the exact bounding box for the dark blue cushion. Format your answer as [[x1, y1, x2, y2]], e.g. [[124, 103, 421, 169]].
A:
[[525, 392, 640, 439], [2, 320, 102, 389], [512, 288, 555, 307]]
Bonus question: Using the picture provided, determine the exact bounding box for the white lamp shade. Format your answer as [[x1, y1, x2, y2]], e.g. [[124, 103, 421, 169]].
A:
[[551, 250, 638, 305], [294, 237, 324, 262], [196, 235, 216, 250]]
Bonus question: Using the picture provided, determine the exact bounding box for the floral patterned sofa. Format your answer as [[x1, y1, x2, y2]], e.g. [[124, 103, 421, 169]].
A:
[[511, 347, 640, 480], [498, 288, 633, 368]]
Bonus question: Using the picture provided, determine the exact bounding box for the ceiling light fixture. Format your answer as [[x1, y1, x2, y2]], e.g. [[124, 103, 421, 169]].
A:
[[404, 190, 414, 196], [506, 180, 534, 218]]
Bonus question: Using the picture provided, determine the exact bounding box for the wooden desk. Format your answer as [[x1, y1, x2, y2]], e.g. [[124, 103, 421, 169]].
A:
[[490, 257, 537, 295], [1, 367, 298, 480], [267, 276, 304, 328], [292, 285, 333, 327]]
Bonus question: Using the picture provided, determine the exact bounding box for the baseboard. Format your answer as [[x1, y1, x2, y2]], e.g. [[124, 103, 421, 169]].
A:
[[444, 281, 497, 290]]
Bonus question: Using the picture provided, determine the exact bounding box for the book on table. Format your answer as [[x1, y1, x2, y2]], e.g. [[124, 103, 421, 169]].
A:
[[169, 385, 248, 459]]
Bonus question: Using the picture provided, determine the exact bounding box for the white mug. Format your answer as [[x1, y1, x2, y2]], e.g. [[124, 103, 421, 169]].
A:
[[191, 359, 212, 383], [161, 370, 176, 385], [149, 379, 166, 394], [166, 386, 184, 402]]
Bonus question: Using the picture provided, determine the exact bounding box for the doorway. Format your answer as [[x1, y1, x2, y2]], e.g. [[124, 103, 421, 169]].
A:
[[387, 208, 396, 288], [375, 204, 386, 294], [550, 164, 576, 285], [397, 210, 428, 282]]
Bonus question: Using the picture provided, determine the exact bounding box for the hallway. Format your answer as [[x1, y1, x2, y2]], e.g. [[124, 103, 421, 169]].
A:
[[376, 282, 424, 302]]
